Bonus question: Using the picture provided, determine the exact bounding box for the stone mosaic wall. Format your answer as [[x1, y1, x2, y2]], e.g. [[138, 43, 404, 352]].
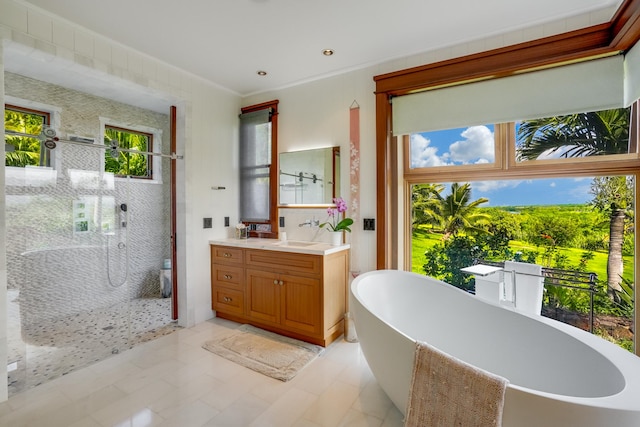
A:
[[5, 72, 171, 324]]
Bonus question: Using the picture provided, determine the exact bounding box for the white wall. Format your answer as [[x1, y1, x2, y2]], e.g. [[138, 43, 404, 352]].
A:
[[0, 39, 7, 402], [243, 71, 378, 274]]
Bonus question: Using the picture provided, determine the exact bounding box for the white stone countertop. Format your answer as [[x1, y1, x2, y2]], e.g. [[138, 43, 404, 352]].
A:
[[209, 238, 350, 255]]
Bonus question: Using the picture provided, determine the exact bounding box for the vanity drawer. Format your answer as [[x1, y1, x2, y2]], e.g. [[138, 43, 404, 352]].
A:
[[211, 245, 244, 265], [245, 249, 321, 275], [212, 265, 244, 289], [212, 287, 244, 315]]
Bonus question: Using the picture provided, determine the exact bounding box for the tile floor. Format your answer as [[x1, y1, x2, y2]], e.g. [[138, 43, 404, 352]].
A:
[[8, 293, 180, 396], [0, 317, 405, 427]]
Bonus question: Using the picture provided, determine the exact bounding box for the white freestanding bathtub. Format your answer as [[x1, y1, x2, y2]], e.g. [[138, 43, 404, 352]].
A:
[[350, 270, 640, 427]]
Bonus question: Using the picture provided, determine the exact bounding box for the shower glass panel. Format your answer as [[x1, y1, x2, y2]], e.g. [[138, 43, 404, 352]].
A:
[[6, 138, 174, 396]]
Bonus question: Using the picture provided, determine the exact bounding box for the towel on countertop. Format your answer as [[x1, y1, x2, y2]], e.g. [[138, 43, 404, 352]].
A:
[[404, 341, 509, 427]]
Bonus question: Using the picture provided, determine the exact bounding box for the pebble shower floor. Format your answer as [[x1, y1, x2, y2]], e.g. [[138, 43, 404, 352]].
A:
[[7, 290, 181, 396]]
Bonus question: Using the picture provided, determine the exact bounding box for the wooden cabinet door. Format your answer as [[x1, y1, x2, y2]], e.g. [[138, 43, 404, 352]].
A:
[[246, 269, 280, 325], [280, 273, 321, 335]]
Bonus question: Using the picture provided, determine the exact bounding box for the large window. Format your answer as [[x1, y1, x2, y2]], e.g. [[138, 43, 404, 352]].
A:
[[377, 4, 640, 354], [4, 104, 51, 167], [411, 175, 635, 351], [406, 107, 637, 351], [104, 125, 152, 179]]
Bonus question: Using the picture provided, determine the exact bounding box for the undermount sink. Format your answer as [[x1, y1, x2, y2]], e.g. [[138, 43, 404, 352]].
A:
[[276, 240, 318, 247]]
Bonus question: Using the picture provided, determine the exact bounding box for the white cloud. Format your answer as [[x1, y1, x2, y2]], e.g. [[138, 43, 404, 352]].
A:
[[473, 180, 522, 193], [550, 182, 556, 187], [410, 134, 450, 167], [449, 126, 495, 164], [411, 126, 495, 167]]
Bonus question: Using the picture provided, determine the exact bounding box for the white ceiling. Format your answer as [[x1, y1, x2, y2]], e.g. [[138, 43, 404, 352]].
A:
[[18, 0, 625, 97]]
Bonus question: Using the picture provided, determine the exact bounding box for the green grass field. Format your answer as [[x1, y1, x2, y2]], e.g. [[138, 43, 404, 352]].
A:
[[411, 229, 634, 284]]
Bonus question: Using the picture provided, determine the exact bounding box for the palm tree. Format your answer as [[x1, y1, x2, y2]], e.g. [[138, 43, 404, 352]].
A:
[[590, 176, 633, 300], [516, 108, 632, 297], [430, 182, 490, 239], [517, 108, 630, 160], [105, 127, 149, 177], [411, 183, 444, 231], [4, 108, 44, 167]]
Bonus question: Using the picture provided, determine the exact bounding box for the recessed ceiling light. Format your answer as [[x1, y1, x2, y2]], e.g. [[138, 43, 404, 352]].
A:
[[322, 49, 334, 56], [257, 70, 267, 76]]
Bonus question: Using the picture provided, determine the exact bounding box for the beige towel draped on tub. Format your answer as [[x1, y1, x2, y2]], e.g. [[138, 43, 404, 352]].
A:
[[405, 341, 509, 427]]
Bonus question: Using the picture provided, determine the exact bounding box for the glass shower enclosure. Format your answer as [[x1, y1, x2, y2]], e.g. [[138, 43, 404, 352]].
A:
[[5, 129, 175, 396]]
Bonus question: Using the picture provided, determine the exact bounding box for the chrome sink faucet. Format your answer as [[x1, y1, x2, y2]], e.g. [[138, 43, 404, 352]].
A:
[[298, 217, 320, 227]]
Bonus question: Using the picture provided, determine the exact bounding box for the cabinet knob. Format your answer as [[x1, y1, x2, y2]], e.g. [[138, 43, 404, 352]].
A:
[[273, 279, 278, 285], [223, 296, 232, 302], [279, 280, 284, 286], [223, 253, 231, 257], [224, 274, 232, 279]]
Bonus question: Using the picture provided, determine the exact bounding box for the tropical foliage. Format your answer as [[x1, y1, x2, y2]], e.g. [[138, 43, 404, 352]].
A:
[[589, 176, 634, 299], [104, 127, 150, 177], [516, 108, 632, 299], [4, 107, 46, 167], [516, 108, 630, 160], [412, 182, 634, 349], [413, 182, 489, 240]]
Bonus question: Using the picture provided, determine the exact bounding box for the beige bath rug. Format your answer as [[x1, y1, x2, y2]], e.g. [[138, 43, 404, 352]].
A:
[[202, 324, 323, 381]]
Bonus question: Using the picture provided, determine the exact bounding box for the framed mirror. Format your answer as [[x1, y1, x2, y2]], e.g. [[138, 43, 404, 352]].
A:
[[279, 147, 340, 205]]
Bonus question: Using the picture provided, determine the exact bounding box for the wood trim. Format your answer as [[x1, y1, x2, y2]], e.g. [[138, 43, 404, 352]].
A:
[[374, 24, 614, 97], [403, 158, 640, 184], [389, 135, 399, 270], [269, 102, 279, 238], [240, 100, 279, 238], [170, 105, 178, 320], [376, 92, 391, 269], [241, 99, 280, 114], [403, 176, 412, 271], [5, 104, 51, 124], [610, 0, 640, 50], [374, 0, 640, 269]]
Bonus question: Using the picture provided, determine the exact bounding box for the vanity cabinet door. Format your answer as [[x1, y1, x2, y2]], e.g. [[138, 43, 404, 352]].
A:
[[246, 269, 280, 325], [279, 273, 321, 335]]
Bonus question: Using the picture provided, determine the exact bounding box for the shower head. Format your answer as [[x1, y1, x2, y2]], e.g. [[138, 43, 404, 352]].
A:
[[44, 139, 57, 150], [42, 126, 56, 138]]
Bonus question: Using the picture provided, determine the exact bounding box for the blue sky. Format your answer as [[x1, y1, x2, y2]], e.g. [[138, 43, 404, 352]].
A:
[[410, 126, 595, 206]]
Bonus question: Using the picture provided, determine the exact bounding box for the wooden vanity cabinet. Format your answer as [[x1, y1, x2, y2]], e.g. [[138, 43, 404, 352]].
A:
[[245, 269, 321, 335], [210, 244, 349, 347]]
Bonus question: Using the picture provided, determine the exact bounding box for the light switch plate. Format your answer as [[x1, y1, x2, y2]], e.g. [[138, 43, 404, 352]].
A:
[[363, 218, 375, 231]]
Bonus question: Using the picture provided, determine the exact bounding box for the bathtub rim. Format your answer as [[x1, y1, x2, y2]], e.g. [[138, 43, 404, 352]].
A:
[[350, 269, 640, 411]]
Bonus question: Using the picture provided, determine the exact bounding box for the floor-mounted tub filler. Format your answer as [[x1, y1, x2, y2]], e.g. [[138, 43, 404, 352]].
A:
[[350, 270, 640, 427]]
